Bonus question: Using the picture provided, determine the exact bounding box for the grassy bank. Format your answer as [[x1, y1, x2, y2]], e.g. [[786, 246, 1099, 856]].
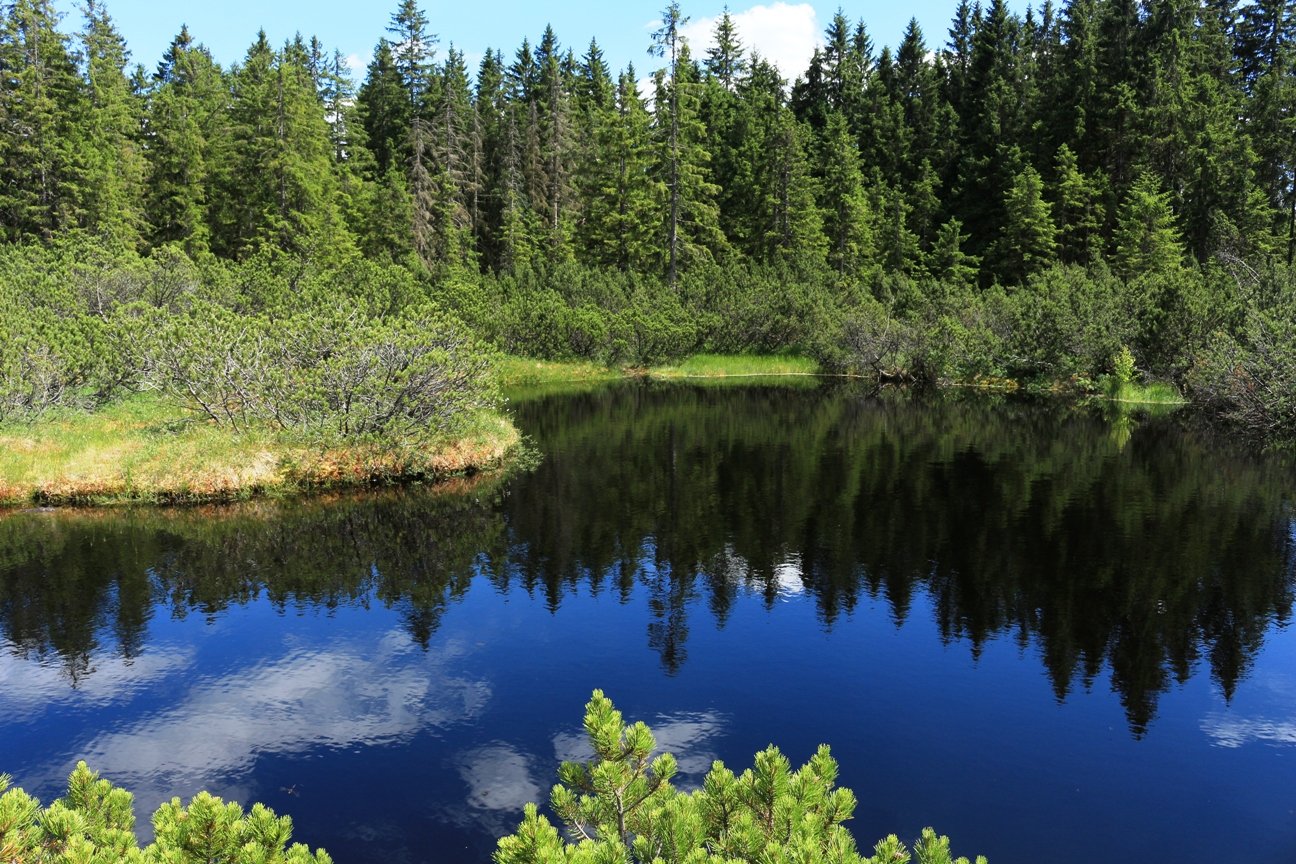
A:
[[499, 353, 823, 389], [0, 393, 519, 507], [1100, 379, 1188, 405]]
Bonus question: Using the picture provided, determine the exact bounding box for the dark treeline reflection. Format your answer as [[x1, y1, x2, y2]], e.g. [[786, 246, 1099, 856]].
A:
[[0, 484, 510, 678], [2, 383, 1294, 735], [501, 383, 1296, 734]]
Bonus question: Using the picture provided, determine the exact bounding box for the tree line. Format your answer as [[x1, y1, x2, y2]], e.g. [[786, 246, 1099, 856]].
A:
[[0, 0, 1294, 435], [2, 0, 1292, 277]]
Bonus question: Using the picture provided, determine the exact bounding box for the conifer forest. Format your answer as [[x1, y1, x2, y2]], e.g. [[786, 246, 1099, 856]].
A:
[[0, 0, 1293, 438]]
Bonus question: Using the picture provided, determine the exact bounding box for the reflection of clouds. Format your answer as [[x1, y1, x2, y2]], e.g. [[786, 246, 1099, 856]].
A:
[[458, 743, 543, 812], [0, 643, 195, 712], [440, 743, 543, 838], [554, 710, 727, 780], [774, 554, 805, 598], [713, 546, 804, 599], [1202, 713, 1296, 748], [25, 630, 489, 816]]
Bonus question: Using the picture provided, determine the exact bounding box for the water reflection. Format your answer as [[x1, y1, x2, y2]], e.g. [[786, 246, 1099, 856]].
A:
[[504, 383, 1296, 734], [10, 628, 491, 820], [1, 383, 1293, 739]]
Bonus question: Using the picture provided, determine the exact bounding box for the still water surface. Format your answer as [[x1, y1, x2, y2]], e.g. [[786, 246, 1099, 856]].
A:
[[2, 382, 1295, 863]]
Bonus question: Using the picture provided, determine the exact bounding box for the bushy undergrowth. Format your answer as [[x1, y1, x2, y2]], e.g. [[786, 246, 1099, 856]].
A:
[[124, 301, 496, 446], [0, 764, 330, 864], [0, 238, 499, 451], [1, 235, 1292, 443], [495, 691, 985, 864], [1187, 264, 1296, 442]]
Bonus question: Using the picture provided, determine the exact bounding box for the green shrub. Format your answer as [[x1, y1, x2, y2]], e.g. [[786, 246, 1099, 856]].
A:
[[495, 691, 985, 864], [132, 301, 499, 447], [1002, 264, 1128, 380], [0, 764, 331, 864], [1186, 262, 1296, 441]]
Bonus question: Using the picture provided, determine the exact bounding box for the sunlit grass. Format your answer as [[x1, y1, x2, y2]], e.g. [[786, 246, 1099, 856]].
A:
[[496, 356, 623, 388], [650, 354, 820, 378], [1104, 379, 1188, 405], [0, 392, 519, 507], [499, 353, 825, 402]]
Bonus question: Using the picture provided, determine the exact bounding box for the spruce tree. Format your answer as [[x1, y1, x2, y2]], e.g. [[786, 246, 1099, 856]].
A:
[[1053, 143, 1105, 264], [433, 46, 477, 270], [727, 58, 823, 263], [357, 41, 410, 177], [78, 0, 147, 247], [144, 26, 227, 254], [818, 112, 873, 277], [576, 69, 658, 272], [0, 0, 86, 240], [704, 7, 746, 91], [952, 0, 1026, 265], [1236, 0, 1296, 260], [386, 0, 440, 268], [536, 25, 572, 251], [995, 164, 1059, 283], [651, 5, 726, 283], [1114, 171, 1184, 277], [929, 217, 980, 289]]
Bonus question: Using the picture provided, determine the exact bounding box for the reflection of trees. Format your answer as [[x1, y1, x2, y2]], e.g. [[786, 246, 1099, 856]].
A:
[[1, 383, 1293, 735], [0, 482, 509, 679], [503, 383, 1296, 734]]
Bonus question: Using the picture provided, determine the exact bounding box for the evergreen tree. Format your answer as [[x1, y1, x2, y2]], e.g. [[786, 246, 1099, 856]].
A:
[[704, 7, 746, 90], [952, 0, 1026, 265], [577, 69, 659, 272], [995, 164, 1059, 283], [651, 4, 726, 283], [0, 0, 86, 240], [388, 0, 436, 112], [357, 40, 409, 177], [929, 217, 980, 288], [727, 58, 823, 263], [1114, 171, 1184, 277], [818, 112, 874, 278], [78, 0, 146, 247], [210, 33, 345, 259], [144, 26, 227, 254], [433, 45, 477, 270], [1092, 0, 1144, 202], [386, 0, 439, 267], [1236, 0, 1296, 260], [1053, 143, 1105, 264], [536, 25, 572, 250], [1142, 0, 1264, 259]]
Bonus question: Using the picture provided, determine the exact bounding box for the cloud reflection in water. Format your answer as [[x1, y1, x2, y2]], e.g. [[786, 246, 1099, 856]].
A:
[[19, 628, 490, 817]]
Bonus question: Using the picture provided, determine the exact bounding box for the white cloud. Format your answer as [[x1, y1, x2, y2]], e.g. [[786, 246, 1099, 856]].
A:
[[680, 3, 820, 80], [457, 743, 543, 813], [0, 644, 196, 713], [19, 630, 491, 822], [553, 709, 727, 783], [1201, 713, 1296, 748]]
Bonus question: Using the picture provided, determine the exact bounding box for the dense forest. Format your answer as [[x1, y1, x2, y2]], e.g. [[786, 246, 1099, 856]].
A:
[[0, 0, 1294, 437]]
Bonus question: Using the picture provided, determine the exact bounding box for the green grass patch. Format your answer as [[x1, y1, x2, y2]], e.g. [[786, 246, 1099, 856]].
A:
[[1103, 379, 1188, 406], [650, 354, 821, 378], [0, 392, 519, 508], [497, 356, 624, 388], [500, 354, 826, 402]]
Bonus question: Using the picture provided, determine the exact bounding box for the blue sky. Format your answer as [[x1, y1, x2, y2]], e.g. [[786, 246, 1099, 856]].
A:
[[53, 1, 1025, 82]]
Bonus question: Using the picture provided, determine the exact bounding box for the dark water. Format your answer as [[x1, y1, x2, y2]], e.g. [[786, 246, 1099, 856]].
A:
[[2, 382, 1295, 863]]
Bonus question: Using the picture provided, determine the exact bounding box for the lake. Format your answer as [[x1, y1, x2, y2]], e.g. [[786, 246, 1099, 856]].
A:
[[2, 381, 1294, 863]]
